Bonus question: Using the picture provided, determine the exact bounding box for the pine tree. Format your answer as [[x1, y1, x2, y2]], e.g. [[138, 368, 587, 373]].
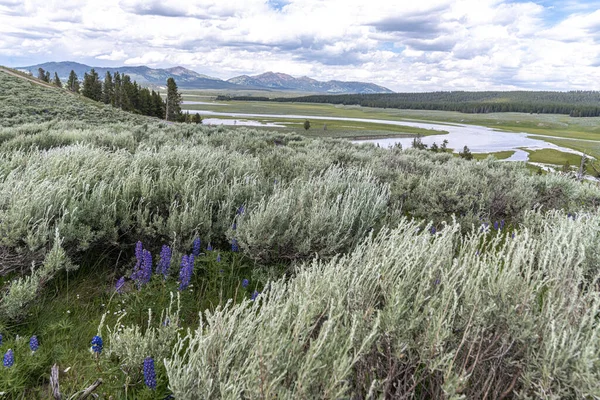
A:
[[113, 72, 122, 108], [102, 71, 114, 105], [67, 70, 80, 93], [53, 72, 62, 88], [151, 90, 166, 119], [165, 77, 182, 122], [193, 113, 202, 124], [37, 68, 46, 81], [459, 145, 473, 160], [44, 71, 51, 83], [82, 68, 102, 101]]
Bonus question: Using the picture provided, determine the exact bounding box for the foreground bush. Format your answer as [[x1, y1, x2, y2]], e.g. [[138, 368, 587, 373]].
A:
[[165, 212, 600, 399]]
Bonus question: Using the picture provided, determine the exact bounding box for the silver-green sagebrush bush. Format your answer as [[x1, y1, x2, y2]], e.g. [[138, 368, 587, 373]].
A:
[[165, 213, 600, 399], [234, 166, 389, 261]]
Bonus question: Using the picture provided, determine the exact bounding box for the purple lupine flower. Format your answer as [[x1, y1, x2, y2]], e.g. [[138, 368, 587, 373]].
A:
[[242, 279, 249, 288], [3, 349, 14, 367], [500, 220, 505, 230], [493, 221, 499, 231], [178, 255, 193, 291], [511, 232, 516, 239], [207, 243, 213, 251], [251, 291, 260, 301], [231, 238, 239, 252], [157, 245, 172, 278], [91, 336, 103, 354], [135, 241, 143, 266], [143, 357, 157, 390], [216, 253, 221, 262], [236, 205, 245, 215], [115, 276, 126, 293], [29, 336, 39, 352], [430, 226, 436, 235], [0, 333, 2, 347], [192, 237, 201, 257], [232, 222, 237, 231], [137, 249, 153, 287]]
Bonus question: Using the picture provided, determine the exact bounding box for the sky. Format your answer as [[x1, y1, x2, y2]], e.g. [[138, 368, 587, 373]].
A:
[[1, 0, 600, 91]]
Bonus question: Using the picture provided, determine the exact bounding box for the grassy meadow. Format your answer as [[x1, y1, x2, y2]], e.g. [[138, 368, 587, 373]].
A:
[[1, 70, 600, 398]]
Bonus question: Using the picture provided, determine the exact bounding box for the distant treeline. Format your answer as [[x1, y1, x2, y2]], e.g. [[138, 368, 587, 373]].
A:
[[217, 91, 600, 117]]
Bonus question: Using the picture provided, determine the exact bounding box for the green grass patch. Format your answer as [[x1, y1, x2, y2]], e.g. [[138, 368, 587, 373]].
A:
[[472, 150, 516, 160]]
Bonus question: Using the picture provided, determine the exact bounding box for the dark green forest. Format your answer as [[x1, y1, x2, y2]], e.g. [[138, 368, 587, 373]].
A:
[[218, 91, 600, 117]]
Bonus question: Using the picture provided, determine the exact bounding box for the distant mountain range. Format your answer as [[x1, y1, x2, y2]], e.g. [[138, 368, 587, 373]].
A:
[[16, 62, 393, 94]]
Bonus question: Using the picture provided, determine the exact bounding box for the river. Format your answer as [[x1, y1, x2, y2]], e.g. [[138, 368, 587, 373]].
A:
[[182, 109, 588, 161]]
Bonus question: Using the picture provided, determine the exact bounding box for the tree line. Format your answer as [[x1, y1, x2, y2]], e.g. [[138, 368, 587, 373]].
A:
[[217, 91, 600, 117], [35, 67, 199, 122]]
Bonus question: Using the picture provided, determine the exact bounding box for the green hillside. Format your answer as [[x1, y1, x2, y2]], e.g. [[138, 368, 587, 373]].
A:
[[0, 70, 599, 399]]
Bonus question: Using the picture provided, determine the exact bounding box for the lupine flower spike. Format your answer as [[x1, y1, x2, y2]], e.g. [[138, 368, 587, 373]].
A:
[[178, 255, 193, 291], [192, 237, 201, 257], [207, 243, 213, 251], [231, 238, 239, 252], [0, 333, 3, 347], [3, 349, 14, 367], [91, 336, 103, 354], [157, 245, 172, 278], [143, 357, 157, 390], [242, 279, 249, 289], [115, 276, 126, 293], [29, 335, 39, 353], [251, 291, 260, 301], [216, 253, 221, 262]]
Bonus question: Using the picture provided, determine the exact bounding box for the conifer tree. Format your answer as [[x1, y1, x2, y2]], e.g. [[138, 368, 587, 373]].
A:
[[44, 71, 51, 83], [82, 69, 102, 101], [53, 72, 62, 88], [67, 70, 80, 93], [37, 68, 46, 81], [113, 72, 122, 108], [102, 71, 114, 105], [165, 77, 182, 122]]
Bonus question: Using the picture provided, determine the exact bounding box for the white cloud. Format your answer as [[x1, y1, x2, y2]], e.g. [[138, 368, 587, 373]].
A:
[[96, 50, 128, 60], [0, 0, 599, 91]]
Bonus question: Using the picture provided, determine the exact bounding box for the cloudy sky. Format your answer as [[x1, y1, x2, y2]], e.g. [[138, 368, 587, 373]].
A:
[[1, 0, 600, 91]]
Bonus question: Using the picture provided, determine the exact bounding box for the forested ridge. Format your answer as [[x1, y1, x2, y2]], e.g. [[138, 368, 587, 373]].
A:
[[219, 90, 600, 117]]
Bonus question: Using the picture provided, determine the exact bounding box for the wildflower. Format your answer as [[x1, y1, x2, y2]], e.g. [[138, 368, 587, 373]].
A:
[[135, 241, 143, 266], [192, 237, 201, 257], [511, 232, 516, 239], [251, 291, 260, 301], [91, 336, 103, 354], [131, 243, 152, 288], [236, 205, 245, 215], [231, 238, 239, 252], [429, 226, 436, 235], [178, 255, 193, 291], [143, 357, 157, 390], [115, 276, 126, 293], [0, 333, 2, 346], [500, 219, 505, 230], [232, 222, 237, 231], [207, 243, 213, 251], [216, 254, 221, 262], [157, 245, 172, 278], [3, 349, 14, 367], [493, 221, 499, 231], [242, 278, 249, 288], [29, 336, 39, 352]]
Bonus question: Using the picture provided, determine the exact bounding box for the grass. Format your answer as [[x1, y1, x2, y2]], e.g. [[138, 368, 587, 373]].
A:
[[472, 150, 516, 160], [1, 246, 270, 398]]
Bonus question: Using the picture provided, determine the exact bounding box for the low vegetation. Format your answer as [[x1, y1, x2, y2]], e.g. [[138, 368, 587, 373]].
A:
[[1, 70, 599, 398]]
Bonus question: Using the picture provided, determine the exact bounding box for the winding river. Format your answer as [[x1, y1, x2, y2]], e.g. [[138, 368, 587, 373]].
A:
[[182, 109, 588, 162]]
